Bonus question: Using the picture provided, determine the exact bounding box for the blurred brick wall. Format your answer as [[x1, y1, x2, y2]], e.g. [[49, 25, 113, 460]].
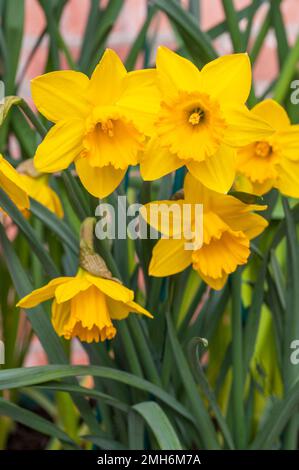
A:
[[20, 0, 299, 99]]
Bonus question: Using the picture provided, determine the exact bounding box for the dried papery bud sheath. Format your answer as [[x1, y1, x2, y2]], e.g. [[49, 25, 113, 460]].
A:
[[17, 158, 41, 178], [79, 217, 121, 283], [171, 189, 184, 201]]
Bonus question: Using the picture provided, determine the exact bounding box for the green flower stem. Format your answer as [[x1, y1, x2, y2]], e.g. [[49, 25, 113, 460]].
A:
[[273, 35, 299, 103], [231, 269, 246, 449], [39, 0, 60, 69], [282, 198, 299, 449], [117, 322, 144, 378], [18, 99, 47, 138], [95, 235, 160, 383], [61, 171, 90, 222], [127, 316, 162, 386]]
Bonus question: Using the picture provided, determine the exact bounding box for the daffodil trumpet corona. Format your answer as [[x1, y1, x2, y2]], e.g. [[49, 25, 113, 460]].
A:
[[140, 46, 274, 194], [141, 173, 268, 290], [235, 99, 299, 197], [17, 218, 153, 343], [31, 49, 158, 198]]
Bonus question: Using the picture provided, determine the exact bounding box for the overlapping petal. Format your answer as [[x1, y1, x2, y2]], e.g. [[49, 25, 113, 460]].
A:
[[252, 99, 290, 130], [89, 49, 127, 106], [75, 159, 126, 198], [201, 53, 251, 104], [34, 119, 85, 173], [140, 138, 183, 181], [156, 46, 201, 96], [187, 145, 236, 193], [0, 155, 29, 210], [149, 238, 192, 277], [224, 105, 273, 147], [17, 277, 70, 308], [31, 70, 90, 122]]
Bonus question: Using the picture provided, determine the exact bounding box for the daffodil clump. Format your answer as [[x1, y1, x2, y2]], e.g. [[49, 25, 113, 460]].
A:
[[3, 46, 296, 344], [142, 173, 268, 290]]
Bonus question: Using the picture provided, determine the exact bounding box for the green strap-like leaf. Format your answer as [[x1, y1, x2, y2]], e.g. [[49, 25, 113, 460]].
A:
[[0, 188, 59, 278], [30, 198, 79, 256], [0, 365, 195, 426], [0, 398, 76, 446], [166, 312, 220, 449], [250, 380, 299, 449], [34, 382, 129, 413], [133, 401, 182, 450], [0, 225, 101, 434], [154, 0, 217, 64]]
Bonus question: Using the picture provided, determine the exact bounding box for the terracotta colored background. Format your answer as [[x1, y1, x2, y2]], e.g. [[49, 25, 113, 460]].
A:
[[20, 0, 299, 365]]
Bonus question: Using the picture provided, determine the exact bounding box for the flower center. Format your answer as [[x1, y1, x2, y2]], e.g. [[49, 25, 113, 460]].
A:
[[255, 141, 272, 158], [96, 119, 114, 137], [188, 108, 205, 126]]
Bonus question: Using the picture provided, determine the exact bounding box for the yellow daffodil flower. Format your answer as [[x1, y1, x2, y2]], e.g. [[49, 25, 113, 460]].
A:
[[236, 99, 299, 197], [142, 173, 268, 290], [31, 49, 158, 198], [18, 159, 64, 218], [140, 46, 273, 193], [17, 268, 153, 343], [0, 154, 29, 211]]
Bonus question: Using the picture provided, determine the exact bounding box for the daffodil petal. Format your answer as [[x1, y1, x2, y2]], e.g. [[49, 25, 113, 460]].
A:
[[276, 125, 299, 160], [224, 104, 273, 147], [55, 277, 91, 304], [20, 175, 64, 218], [276, 158, 299, 198], [34, 119, 85, 173], [107, 298, 153, 320], [52, 300, 71, 337], [0, 155, 29, 209], [106, 298, 131, 320], [228, 212, 268, 239], [126, 300, 153, 318], [187, 145, 236, 193], [140, 200, 185, 237], [85, 273, 134, 303], [210, 193, 268, 239], [140, 138, 183, 181], [197, 271, 228, 290], [201, 53, 251, 103], [89, 49, 127, 106], [156, 46, 201, 96], [149, 238, 192, 277], [183, 172, 211, 206], [117, 69, 160, 135], [31, 70, 90, 122], [75, 159, 126, 198], [17, 277, 70, 309], [252, 99, 290, 130]]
